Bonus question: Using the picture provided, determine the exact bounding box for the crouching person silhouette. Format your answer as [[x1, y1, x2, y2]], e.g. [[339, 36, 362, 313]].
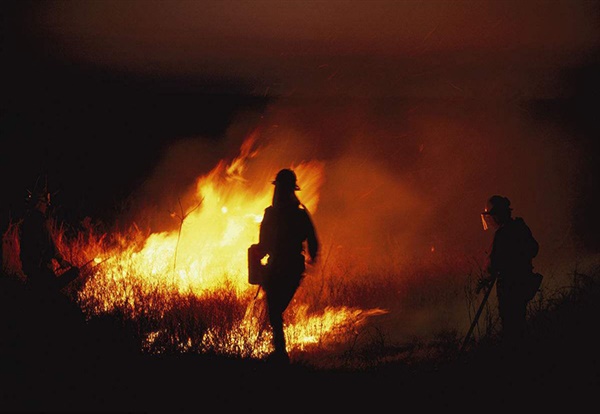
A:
[[258, 169, 319, 364]]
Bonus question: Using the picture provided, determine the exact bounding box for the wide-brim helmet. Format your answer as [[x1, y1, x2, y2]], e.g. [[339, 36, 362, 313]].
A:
[[26, 177, 52, 207], [272, 169, 300, 191], [480, 195, 511, 230], [482, 195, 511, 216]]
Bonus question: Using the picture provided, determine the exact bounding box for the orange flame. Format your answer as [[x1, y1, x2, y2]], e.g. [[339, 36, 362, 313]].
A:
[[76, 135, 387, 357]]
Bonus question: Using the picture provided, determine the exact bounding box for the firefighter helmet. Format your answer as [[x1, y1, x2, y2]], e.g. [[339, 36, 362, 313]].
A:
[[483, 195, 511, 216], [26, 180, 52, 207], [272, 169, 300, 191], [481, 195, 511, 230]]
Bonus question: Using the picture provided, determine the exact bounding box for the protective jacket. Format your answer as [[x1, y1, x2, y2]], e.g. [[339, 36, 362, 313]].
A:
[[489, 217, 538, 283], [19, 209, 61, 281], [259, 202, 318, 279]]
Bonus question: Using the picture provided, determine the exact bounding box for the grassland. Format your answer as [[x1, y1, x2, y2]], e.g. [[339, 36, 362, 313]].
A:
[[1, 259, 598, 412]]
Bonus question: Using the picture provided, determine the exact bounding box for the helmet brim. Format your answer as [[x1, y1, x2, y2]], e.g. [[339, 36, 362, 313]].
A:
[[272, 181, 300, 190]]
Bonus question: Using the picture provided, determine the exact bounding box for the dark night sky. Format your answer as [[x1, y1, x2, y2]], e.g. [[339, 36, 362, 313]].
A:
[[1, 1, 272, 227], [2, 0, 599, 260]]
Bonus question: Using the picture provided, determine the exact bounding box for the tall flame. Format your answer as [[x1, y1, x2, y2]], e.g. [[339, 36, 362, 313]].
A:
[[76, 134, 386, 357]]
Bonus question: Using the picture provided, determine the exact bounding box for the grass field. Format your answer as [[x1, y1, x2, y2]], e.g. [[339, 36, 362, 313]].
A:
[[2, 212, 598, 411], [1, 258, 598, 412]]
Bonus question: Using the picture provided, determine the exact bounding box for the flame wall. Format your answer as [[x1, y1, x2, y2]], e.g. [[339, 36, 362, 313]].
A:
[[126, 97, 587, 282], [105, 95, 596, 343]]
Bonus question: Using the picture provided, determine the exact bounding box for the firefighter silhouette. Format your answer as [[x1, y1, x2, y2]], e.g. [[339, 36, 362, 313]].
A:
[[19, 183, 80, 291], [18, 181, 83, 361], [480, 195, 539, 352], [258, 169, 319, 364]]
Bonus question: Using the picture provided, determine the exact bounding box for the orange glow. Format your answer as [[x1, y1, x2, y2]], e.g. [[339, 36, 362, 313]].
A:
[[75, 135, 387, 357]]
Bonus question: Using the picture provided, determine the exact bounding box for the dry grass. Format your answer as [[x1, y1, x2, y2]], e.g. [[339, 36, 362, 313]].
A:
[[1, 219, 599, 411]]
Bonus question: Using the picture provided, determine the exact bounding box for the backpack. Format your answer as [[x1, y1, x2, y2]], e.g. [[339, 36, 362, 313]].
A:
[[247, 244, 266, 285]]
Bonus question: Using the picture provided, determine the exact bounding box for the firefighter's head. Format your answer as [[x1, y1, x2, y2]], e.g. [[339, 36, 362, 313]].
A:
[[26, 182, 52, 215], [272, 169, 300, 191], [32, 190, 51, 210], [481, 195, 512, 230]]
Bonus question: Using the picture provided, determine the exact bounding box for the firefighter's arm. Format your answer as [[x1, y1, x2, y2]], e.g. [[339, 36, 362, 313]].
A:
[[52, 248, 72, 269], [56, 255, 72, 269], [477, 234, 502, 292], [258, 208, 272, 254], [477, 254, 496, 293], [476, 273, 495, 293], [303, 210, 318, 264]]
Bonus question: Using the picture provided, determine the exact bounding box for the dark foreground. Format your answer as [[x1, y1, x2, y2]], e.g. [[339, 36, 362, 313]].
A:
[[1, 274, 598, 413], [2, 341, 596, 413]]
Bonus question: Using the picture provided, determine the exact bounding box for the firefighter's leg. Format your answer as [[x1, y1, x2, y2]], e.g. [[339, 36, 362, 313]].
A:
[[499, 298, 527, 357], [267, 292, 286, 355]]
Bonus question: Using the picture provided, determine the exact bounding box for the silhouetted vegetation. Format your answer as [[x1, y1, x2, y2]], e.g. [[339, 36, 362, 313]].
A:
[[1, 241, 598, 412]]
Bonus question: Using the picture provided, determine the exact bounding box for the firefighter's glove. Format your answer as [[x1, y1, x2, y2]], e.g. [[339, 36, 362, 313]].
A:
[[476, 276, 493, 294], [58, 258, 72, 269]]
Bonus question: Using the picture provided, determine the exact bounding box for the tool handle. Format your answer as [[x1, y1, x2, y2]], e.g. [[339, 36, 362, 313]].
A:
[[460, 276, 497, 353]]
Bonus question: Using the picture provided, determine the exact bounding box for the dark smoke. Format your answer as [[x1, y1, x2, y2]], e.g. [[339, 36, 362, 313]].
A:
[[136, 96, 592, 286], [126, 94, 599, 342]]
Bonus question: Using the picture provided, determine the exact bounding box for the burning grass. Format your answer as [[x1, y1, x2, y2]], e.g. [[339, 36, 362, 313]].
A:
[[2, 262, 597, 412], [6, 199, 595, 372], [2, 206, 599, 409], [1, 229, 476, 372], [2, 212, 392, 361], [1, 136, 402, 361], [0, 185, 483, 369], [3, 132, 597, 375]]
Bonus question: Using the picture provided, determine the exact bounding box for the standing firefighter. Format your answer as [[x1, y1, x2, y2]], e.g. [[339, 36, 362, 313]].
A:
[[480, 195, 539, 352], [19, 186, 80, 291], [258, 169, 319, 364], [18, 182, 85, 370]]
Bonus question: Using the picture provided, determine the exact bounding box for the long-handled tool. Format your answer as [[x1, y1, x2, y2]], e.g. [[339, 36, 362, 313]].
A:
[[55, 256, 113, 289], [460, 276, 497, 354]]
